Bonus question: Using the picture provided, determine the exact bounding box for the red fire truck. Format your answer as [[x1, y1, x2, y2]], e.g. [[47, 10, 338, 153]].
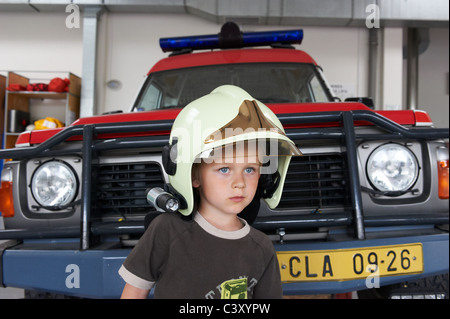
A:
[[1, 22, 448, 299]]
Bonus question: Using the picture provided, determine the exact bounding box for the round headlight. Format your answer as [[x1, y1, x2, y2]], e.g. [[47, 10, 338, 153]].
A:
[[366, 144, 419, 193], [31, 161, 78, 209]]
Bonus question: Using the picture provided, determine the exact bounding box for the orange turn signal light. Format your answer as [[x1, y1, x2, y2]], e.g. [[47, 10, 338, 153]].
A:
[[0, 181, 14, 218], [438, 159, 449, 199]]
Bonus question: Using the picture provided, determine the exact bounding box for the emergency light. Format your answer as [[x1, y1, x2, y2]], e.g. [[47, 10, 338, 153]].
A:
[[160, 21, 303, 53]]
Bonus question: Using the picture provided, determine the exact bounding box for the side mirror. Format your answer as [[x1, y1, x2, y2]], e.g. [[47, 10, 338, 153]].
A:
[[345, 97, 374, 109]]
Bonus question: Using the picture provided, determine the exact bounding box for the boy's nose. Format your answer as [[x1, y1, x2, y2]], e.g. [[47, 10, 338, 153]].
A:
[[232, 174, 245, 189]]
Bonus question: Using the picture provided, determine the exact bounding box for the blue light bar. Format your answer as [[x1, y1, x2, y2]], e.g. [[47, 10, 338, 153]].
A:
[[242, 30, 303, 46], [160, 28, 303, 53], [160, 34, 219, 52]]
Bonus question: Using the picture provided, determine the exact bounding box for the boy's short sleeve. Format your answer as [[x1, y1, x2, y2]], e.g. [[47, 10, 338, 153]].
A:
[[119, 214, 171, 290], [251, 235, 283, 299], [252, 253, 283, 298]]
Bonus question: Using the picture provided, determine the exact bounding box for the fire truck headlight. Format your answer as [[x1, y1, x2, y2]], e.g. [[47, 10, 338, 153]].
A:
[[366, 143, 419, 193], [31, 160, 78, 209]]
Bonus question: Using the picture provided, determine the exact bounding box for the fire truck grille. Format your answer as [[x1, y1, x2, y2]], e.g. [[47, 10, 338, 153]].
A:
[[96, 162, 165, 216], [94, 155, 349, 216], [278, 154, 350, 209]]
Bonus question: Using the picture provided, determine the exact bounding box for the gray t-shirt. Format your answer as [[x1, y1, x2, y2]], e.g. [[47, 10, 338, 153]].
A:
[[119, 212, 282, 299]]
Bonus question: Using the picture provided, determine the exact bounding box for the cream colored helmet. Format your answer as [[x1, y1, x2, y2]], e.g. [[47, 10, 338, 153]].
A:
[[162, 85, 302, 216]]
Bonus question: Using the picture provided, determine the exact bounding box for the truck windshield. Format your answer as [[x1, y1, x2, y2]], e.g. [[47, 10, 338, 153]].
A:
[[132, 63, 332, 111]]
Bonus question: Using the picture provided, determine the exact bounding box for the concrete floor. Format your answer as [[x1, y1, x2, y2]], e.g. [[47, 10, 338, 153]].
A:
[[0, 286, 24, 299]]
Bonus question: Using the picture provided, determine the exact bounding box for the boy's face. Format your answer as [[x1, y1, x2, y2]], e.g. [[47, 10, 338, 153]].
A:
[[192, 145, 261, 218]]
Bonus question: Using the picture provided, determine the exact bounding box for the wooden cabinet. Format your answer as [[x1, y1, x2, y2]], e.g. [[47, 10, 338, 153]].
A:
[[3, 72, 81, 149]]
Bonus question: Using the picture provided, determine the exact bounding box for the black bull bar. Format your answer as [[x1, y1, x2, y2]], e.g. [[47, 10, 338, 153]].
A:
[[0, 110, 448, 249]]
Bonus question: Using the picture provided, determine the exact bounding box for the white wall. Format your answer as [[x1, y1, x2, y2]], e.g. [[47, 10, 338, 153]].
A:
[[99, 14, 222, 113], [0, 12, 83, 74], [417, 28, 449, 128], [381, 28, 403, 110], [0, 11, 448, 128], [0, 12, 83, 124]]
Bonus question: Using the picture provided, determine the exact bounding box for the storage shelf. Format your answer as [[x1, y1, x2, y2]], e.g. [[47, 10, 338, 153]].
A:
[[2, 71, 81, 149], [6, 91, 76, 100]]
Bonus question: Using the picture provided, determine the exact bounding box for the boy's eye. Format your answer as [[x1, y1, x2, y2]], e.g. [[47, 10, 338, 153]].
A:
[[218, 167, 230, 173], [244, 167, 255, 174]]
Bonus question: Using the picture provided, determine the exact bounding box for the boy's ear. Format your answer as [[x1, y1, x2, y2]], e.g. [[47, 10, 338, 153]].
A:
[[191, 163, 201, 188], [192, 178, 200, 188]]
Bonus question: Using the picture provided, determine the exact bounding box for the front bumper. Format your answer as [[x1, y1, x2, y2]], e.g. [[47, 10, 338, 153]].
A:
[[0, 239, 127, 299], [1, 232, 448, 298]]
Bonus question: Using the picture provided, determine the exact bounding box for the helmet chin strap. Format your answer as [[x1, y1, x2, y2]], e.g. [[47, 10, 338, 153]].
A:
[[259, 171, 281, 199], [237, 193, 260, 225], [237, 170, 280, 225]]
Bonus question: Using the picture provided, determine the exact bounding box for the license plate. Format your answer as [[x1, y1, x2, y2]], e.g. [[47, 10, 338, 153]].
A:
[[277, 243, 423, 282]]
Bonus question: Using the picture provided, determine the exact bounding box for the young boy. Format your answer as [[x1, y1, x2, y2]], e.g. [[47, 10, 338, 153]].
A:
[[119, 85, 302, 299]]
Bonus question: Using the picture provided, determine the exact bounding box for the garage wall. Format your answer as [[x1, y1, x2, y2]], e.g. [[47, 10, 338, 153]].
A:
[[0, 12, 83, 73], [99, 13, 222, 113], [0, 12, 83, 124], [417, 28, 449, 129], [0, 11, 448, 128]]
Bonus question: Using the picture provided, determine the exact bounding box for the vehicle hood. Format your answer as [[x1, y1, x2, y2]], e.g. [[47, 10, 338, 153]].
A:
[[15, 103, 432, 147]]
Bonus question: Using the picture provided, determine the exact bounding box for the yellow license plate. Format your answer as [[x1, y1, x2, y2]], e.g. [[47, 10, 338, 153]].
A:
[[277, 243, 423, 282]]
